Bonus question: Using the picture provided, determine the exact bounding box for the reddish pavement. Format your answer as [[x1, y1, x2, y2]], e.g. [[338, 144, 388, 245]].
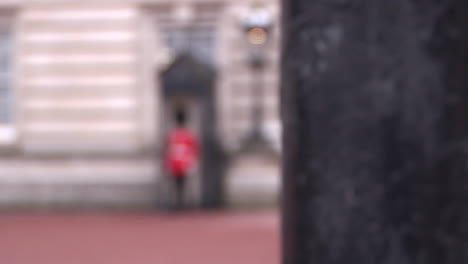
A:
[[0, 210, 279, 264]]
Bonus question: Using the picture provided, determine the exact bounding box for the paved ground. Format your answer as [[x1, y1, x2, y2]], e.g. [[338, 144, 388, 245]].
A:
[[0, 210, 279, 264]]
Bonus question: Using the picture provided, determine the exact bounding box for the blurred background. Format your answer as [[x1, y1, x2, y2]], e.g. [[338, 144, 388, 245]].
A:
[[0, 0, 281, 263]]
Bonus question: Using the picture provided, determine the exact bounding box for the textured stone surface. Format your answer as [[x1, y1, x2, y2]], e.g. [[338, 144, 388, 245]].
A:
[[281, 0, 468, 263]]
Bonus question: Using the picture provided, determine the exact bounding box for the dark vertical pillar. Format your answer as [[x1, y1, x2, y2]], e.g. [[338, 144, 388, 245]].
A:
[[201, 71, 225, 209], [250, 64, 265, 142], [281, 0, 468, 264]]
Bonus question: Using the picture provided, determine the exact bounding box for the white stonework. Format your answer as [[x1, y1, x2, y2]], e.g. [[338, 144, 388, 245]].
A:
[[0, 0, 281, 208]]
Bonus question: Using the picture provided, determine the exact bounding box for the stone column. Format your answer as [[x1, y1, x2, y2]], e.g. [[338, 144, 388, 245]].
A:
[[281, 0, 468, 263]]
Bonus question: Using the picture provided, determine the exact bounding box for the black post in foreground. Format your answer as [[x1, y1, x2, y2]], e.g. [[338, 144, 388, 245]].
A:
[[281, 1, 468, 264]]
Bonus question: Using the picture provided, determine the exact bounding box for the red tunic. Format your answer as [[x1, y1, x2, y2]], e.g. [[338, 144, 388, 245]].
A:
[[166, 128, 199, 177]]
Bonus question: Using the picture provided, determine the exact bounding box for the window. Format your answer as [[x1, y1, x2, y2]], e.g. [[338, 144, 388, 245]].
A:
[[0, 23, 13, 124], [0, 15, 16, 144]]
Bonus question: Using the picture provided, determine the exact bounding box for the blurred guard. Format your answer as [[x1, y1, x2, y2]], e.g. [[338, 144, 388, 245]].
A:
[[165, 109, 199, 209]]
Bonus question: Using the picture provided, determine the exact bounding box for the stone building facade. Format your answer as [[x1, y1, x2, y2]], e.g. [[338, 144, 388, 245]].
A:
[[0, 0, 280, 208]]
